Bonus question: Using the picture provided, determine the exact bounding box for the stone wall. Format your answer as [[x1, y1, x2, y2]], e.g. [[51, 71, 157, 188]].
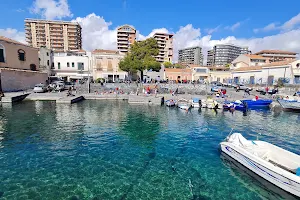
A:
[[0, 69, 48, 92], [75, 83, 208, 95]]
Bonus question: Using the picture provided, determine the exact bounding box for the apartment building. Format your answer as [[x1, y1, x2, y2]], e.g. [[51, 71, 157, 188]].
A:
[[178, 46, 203, 66], [117, 25, 136, 54], [91, 49, 126, 81], [254, 50, 297, 63], [25, 18, 82, 52], [153, 33, 173, 63], [207, 49, 214, 66], [207, 44, 250, 66]]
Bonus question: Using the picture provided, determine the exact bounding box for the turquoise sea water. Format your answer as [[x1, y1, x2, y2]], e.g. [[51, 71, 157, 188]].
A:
[[0, 100, 299, 200]]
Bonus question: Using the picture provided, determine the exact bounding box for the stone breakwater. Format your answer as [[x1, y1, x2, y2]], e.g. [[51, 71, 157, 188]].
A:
[[75, 83, 208, 95]]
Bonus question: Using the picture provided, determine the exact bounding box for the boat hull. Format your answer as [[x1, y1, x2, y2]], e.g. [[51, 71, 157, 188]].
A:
[[220, 143, 300, 197], [278, 100, 300, 110], [178, 104, 190, 110], [242, 99, 272, 108]]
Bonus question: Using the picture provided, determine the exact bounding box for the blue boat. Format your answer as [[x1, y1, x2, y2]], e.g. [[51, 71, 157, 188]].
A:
[[223, 100, 247, 111], [241, 99, 272, 108]]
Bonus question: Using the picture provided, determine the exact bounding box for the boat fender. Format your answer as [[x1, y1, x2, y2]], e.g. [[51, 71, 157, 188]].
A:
[[296, 168, 300, 176]]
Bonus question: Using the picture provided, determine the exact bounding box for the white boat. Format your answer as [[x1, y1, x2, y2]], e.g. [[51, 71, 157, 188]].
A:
[[278, 98, 300, 110], [220, 133, 300, 197], [190, 98, 201, 108], [165, 99, 176, 107], [207, 98, 219, 109], [177, 99, 191, 110], [201, 99, 207, 108]]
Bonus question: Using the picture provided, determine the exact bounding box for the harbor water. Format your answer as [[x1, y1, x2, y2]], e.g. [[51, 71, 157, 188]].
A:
[[0, 101, 299, 199]]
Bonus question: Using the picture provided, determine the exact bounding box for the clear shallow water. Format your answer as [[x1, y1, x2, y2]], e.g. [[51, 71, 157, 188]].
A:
[[0, 101, 299, 200]]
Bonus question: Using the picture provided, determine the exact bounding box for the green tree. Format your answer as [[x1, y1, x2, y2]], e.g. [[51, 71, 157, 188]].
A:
[[163, 61, 173, 68], [174, 63, 185, 69], [225, 63, 231, 68], [119, 38, 161, 79]]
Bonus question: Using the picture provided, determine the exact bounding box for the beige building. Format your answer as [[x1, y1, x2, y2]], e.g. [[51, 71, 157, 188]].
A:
[[92, 49, 127, 81], [117, 25, 136, 54], [153, 33, 173, 63], [231, 54, 269, 69], [254, 50, 297, 63], [0, 36, 47, 92], [25, 18, 82, 52]]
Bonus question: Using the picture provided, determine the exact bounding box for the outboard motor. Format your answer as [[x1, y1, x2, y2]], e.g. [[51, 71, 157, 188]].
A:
[[198, 99, 202, 107], [161, 97, 165, 106]]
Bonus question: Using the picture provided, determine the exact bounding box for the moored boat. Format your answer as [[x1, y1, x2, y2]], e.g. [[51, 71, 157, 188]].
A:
[[191, 98, 201, 108], [223, 100, 247, 111], [165, 99, 176, 107], [220, 133, 300, 197], [177, 99, 191, 110], [242, 99, 272, 108], [278, 98, 300, 111]]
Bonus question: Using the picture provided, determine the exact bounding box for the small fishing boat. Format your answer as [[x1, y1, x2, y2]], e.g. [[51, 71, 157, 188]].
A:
[[242, 99, 272, 108], [177, 99, 191, 110], [207, 98, 219, 109], [191, 98, 201, 108], [223, 100, 247, 111], [220, 133, 300, 197], [165, 99, 176, 107], [278, 98, 300, 111]]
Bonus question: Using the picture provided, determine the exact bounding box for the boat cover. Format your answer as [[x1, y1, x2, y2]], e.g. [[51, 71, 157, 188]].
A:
[[228, 133, 256, 148], [193, 98, 199, 103]]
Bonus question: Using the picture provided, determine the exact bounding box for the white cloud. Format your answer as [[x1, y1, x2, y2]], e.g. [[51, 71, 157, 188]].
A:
[[31, 0, 73, 20], [254, 13, 300, 33], [205, 25, 221, 34], [225, 22, 241, 31], [254, 22, 278, 33], [138, 28, 169, 41], [282, 13, 300, 31], [0, 28, 25, 44], [73, 13, 117, 51], [170, 24, 300, 63]]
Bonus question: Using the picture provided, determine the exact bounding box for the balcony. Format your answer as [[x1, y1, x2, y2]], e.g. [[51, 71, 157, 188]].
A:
[[117, 33, 128, 37], [117, 40, 128, 44]]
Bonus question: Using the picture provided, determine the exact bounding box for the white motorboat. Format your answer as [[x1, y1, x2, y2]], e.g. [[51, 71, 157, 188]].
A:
[[206, 98, 219, 109], [278, 98, 300, 111], [220, 133, 300, 197], [190, 98, 201, 108], [177, 99, 191, 110], [201, 99, 207, 108], [165, 99, 176, 107]]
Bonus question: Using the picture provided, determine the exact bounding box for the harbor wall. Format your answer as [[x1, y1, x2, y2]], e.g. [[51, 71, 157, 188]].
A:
[[0, 69, 48, 92]]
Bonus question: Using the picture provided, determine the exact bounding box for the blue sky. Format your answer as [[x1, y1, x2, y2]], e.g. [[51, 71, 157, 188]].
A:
[[1, 0, 300, 60]]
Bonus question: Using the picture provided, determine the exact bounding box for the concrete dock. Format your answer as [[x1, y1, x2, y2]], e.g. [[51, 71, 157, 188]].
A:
[[1, 93, 30, 103], [56, 96, 85, 104]]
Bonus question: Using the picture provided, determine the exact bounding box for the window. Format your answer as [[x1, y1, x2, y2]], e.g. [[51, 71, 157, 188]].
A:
[[67, 62, 70, 67], [58, 62, 61, 69], [72, 62, 74, 67], [47, 60, 49, 66], [0, 44, 5, 63], [78, 62, 84, 70], [18, 49, 26, 61]]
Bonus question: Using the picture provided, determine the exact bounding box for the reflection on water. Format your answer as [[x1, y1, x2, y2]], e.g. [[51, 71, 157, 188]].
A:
[[0, 100, 299, 199]]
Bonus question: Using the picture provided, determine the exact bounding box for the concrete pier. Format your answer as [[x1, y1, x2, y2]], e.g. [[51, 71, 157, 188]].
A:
[[128, 95, 164, 105], [56, 96, 85, 104], [1, 93, 30, 103], [84, 94, 129, 100]]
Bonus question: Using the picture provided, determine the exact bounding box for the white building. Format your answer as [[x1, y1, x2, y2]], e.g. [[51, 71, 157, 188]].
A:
[[91, 49, 127, 81], [52, 50, 92, 82], [231, 60, 296, 85]]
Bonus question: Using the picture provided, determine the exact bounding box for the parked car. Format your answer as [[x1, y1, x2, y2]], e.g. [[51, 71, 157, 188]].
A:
[[64, 82, 75, 90], [235, 84, 253, 91], [55, 82, 65, 92], [33, 83, 47, 93], [211, 86, 226, 93]]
